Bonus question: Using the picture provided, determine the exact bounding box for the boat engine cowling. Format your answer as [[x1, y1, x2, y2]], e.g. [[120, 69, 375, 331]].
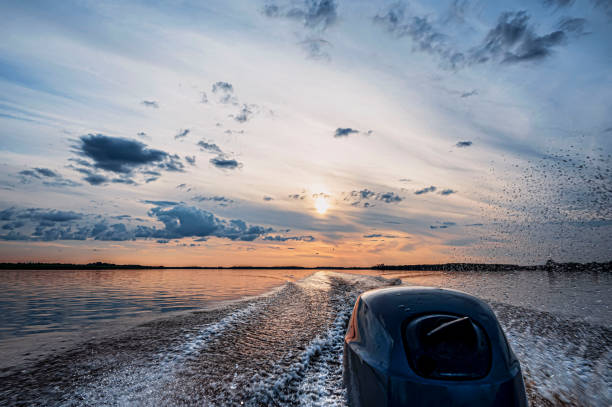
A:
[[343, 286, 527, 407]]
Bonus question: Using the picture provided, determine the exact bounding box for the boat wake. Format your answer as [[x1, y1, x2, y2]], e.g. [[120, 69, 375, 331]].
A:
[[0, 271, 609, 406]]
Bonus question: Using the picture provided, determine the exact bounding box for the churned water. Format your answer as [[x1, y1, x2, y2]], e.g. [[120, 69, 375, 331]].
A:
[[0, 268, 610, 406]]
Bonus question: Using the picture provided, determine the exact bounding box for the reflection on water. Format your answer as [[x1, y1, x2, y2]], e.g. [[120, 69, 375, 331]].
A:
[[0, 268, 316, 339], [0, 268, 316, 368]]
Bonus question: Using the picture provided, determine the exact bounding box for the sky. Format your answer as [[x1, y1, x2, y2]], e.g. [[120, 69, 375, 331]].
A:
[[0, 0, 611, 266]]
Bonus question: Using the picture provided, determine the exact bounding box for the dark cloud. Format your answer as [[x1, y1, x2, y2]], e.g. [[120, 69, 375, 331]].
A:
[[34, 168, 57, 177], [456, 140, 473, 147], [142, 200, 179, 206], [175, 128, 190, 140], [197, 140, 223, 154], [374, 6, 572, 68], [375, 192, 403, 203], [262, 235, 315, 242], [18, 169, 41, 179], [210, 156, 241, 170], [363, 233, 397, 238], [415, 186, 436, 195], [83, 173, 108, 186], [466, 223, 484, 227], [141, 100, 159, 108], [470, 11, 566, 64], [72, 134, 184, 185], [193, 195, 234, 205], [460, 90, 478, 98], [0, 205, 274, 243], [147, 205, 273, 241], [137, 132, 148, 138], [18, 167, 81, 187], [234, 104, 253, 123], [265, 0, 338, 30], [289, 194, 306, 200], [592, 0, 612, 18], [345, 189, 402, 206], [542, 0, 575, 8], [112, 178, 137, 185], [430, 222, 455, 229], [439, 189, 456, 195], [76, 134, 169, 174], [212, 81, 235, 104], [373, 4, 465, 69], [334, 128, 359, 138], [557, 17, 588, 36], [0, 207, 82, 224], [263, 196, 274, 201], [185, 155, 196, 165]]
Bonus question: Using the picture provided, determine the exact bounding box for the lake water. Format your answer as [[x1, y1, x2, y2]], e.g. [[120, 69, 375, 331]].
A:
[[0, 268, 610, 406]]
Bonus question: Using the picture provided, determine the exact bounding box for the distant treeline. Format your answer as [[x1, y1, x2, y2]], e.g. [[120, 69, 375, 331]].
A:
[[0, 260, 609, 272], [372, 260, 611, 272]]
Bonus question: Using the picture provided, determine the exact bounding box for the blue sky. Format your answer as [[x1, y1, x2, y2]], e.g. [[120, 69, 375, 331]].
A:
[[0, 0, 610, 266]]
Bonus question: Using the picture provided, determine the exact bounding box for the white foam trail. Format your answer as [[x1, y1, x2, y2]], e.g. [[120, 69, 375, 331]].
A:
[[69, 299, 262, 405], [506, 327, 611, 406]]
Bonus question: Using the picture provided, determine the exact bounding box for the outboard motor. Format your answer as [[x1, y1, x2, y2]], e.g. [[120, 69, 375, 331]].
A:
[[343, 286, 527, 407]]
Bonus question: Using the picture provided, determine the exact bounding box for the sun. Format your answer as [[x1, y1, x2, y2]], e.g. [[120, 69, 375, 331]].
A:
[[314, 196, 330, 215]]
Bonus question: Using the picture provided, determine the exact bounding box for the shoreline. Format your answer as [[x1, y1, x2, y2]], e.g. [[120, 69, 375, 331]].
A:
[[1, 260, 610, 271]]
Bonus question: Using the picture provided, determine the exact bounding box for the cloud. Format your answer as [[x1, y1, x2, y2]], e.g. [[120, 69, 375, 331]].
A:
[[142, 200, 180, 206], [72, 134, 184, 185], [263, 196, 274, 201], [210, 156, 242, 170], [200, 91, 208, 104], [175, 128, 190, 140], [373, 3, 465, 69], [76, 134, 170, 174], [460, 90, 478, 98], [334, 128, 359, 138], [374, 6, 571, 68], [345, 189, 403, 206], [0, 207, 82, 224], [415, 186, 437, 195], [141, 100, 159, 108], [289, 194, 306, 200], [592, 0, 612, 17], [136, 132, 148, 139], [542, 0, 575, 8], [185, 155, 196, 165], [18, 167, 81, 187], [456, 140, 473, 147], [212, 81, 235, 104], [262, 235, 315, 242], [300, 38, 332, 60], [430, 222, 455, 229], [0, 205, 274, 242], [234, 104, 253, 123], [197, 140, 223, 154], [265, 0, 338, 30], [33, 168, 57, 177], [375, 192, 403, 203], [193, 195, 234, 205], [147, 205, 273, 241], [470, 11, 566, 64], [557, 17, 588, 36], [363, 233, 397, 238], [83, 173, 108, 186], [439, 189, 456, 195]]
